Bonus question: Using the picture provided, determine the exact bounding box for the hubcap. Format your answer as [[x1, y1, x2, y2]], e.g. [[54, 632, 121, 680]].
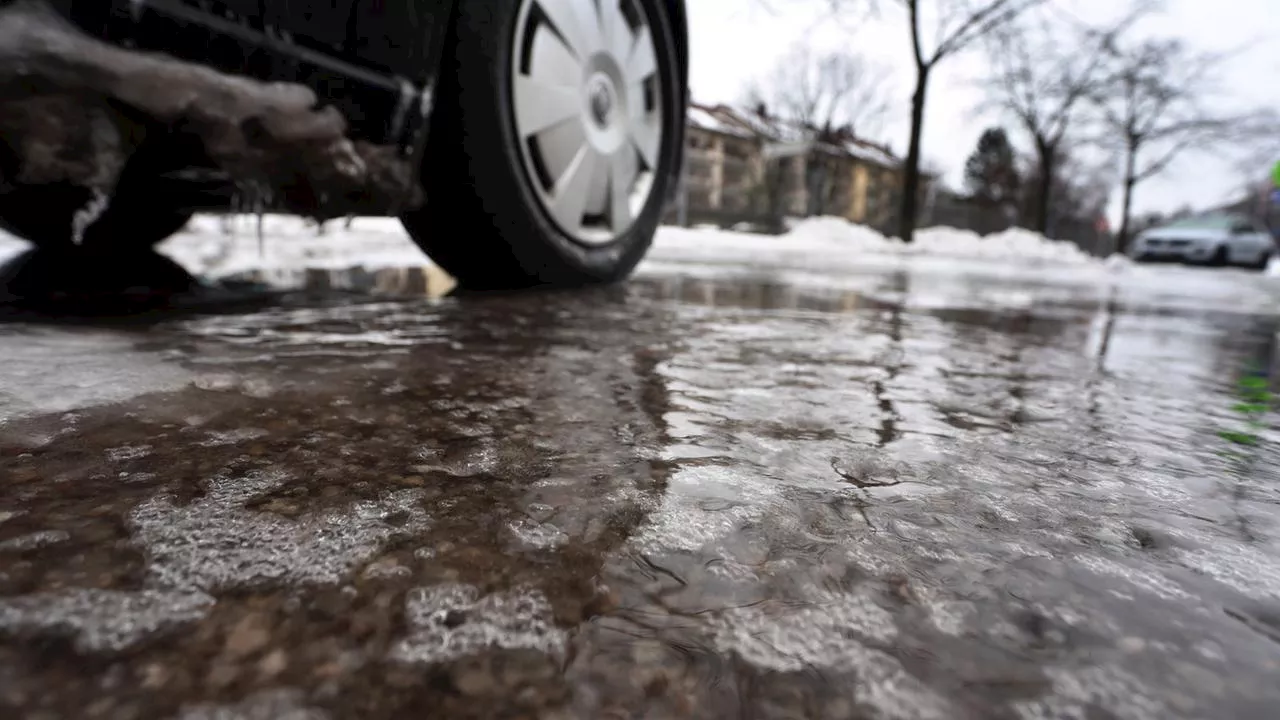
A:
[[588, 76, 613, 126], [511, 0, 664, 245]]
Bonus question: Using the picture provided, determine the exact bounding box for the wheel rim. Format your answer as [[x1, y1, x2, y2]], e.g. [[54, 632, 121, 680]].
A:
[[511, 0, 664, 246]]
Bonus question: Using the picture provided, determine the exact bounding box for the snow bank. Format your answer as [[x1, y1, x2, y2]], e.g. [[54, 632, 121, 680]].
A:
[[648, 216, 1102, 277], [793, 217, 1098, 265], [2, 213, 1101, 283]]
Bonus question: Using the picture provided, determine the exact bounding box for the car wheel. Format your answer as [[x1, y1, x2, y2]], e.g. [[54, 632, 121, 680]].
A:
[[1207, 246, 1228, 267], [401, 0, 685, 290]]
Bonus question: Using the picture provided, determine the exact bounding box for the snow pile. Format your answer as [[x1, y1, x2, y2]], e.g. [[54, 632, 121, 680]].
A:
[[773, 216, 900, 252], [1266, 254, 1280, 278], [916, 225, 1095, 264], [649, 216, 1101, 271], [798, 217, 1098, 265], [1104, 253, 1134, 273], [160, 214, 427, 278]]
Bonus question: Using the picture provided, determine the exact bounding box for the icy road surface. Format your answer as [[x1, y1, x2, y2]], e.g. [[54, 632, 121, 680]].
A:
[[2, 223, 1280, 719]]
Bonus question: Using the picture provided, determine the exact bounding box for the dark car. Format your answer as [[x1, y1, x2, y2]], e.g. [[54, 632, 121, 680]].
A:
[[0, 0, 689, 290]]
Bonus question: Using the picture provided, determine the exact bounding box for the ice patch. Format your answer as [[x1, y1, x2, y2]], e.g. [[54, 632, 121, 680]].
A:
[[1176, 545, 1280, 601], [909, 585, 977, 637], [1075, 555, 1193, 603], [0, 328, 195, 423], [130, 470, 428, 591], [1016, 664, 1169, 720], [0, 588, 213, 652], [712, 590, 947, 719], [391, 583, 565, 665], [631, 468, 779, 555], [712, 589, 898, 660], [507, 518, 569, 550]]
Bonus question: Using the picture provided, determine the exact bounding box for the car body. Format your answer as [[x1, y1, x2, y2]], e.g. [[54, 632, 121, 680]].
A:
[[2, 0, 690, 290], [1130, 213, 1275, 268]]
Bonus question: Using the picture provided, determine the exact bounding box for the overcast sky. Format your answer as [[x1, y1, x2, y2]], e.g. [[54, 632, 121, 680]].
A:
[[685, 0, 1280, 225]]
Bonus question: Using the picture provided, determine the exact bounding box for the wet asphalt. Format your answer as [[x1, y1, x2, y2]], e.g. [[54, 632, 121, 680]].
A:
[[2, 255, 1280, 719]]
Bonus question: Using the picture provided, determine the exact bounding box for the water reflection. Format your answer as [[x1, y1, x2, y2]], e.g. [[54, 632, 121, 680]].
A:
[[221, 264, 456, 299], [0, 250, 457, 321], [4, 262, 1280, 717]]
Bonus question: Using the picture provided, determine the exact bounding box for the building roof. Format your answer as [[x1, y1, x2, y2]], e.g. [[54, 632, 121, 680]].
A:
[[685, 102, 902, 170], [686, 104, 756, 139]]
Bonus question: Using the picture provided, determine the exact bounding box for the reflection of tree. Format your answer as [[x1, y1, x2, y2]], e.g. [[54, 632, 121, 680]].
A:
[[1207, 314, 1278, 544], [1082, 281, 1118, 439], [872, 271, 908, 447]]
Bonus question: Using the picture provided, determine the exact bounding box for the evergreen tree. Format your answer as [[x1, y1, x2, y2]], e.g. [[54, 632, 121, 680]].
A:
[[964, 128, 1022, 210]]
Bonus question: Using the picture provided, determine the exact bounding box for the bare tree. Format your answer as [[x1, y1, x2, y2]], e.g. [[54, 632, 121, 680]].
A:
[[745, 42, 892, 218], [1093, 37, 1272, 252], [982, 3, 1154, 235], [829, 0, 1048, 242], [746, 41, 893, 139]]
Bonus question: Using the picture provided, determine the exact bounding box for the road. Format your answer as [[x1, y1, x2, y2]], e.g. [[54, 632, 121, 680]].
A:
[[2, 244, 1280, 719]]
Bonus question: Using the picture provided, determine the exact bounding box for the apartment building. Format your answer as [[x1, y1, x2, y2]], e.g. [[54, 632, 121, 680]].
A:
[[677, 103, 906, 232]]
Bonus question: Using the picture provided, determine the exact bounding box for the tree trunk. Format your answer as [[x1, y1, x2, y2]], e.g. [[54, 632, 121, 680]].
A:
[[1116, 145, 1138, 254], [1034, 142, 1054, 236], [897, 65, 929, 243]]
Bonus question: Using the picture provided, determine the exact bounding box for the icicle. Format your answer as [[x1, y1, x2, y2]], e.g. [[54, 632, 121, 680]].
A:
[[70, 187, 111, 246]]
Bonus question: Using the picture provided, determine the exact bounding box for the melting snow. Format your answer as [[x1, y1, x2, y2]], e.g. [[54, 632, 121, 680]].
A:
[[391, 583, 566, 665], [0, 588, 214, 652], [129, 469, 428, 592]]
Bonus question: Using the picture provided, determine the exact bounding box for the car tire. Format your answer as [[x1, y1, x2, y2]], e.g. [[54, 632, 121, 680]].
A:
[[1207, 246, 1228, 267], [401, 0, 685, 291]]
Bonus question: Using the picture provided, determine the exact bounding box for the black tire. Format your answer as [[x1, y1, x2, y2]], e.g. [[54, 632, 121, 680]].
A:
[[1207, 245, 1228, 267], [401, 0, 685, 291], [0, 183, 192, 253]]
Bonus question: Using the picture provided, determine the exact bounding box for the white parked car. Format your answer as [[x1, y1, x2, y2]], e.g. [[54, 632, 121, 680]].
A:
[[1130, 214, 1275, 269]]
